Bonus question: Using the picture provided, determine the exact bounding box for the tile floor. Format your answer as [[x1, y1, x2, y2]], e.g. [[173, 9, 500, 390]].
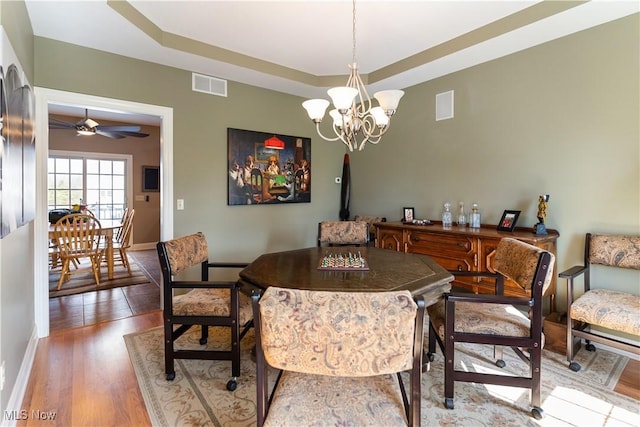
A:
[[49, 249, 161, 332]]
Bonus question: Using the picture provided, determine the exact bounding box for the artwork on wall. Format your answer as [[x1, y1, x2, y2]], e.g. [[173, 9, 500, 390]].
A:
[[1, 37, 36, 238], [227, 128, 311, 206]]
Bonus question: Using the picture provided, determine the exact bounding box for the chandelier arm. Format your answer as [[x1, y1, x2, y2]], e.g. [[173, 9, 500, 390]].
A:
[[313, 122, 342, 143]]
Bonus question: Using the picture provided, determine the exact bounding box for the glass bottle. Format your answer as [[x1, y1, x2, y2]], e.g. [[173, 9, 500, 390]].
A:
[[470, 203, 481, 228], [442, 202, 452, 228], [457, 201, 467, 227]]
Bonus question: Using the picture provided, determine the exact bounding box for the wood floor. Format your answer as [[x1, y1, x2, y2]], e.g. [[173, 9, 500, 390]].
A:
[[49, 250, 162, 332], [16, 251, 639, 425]]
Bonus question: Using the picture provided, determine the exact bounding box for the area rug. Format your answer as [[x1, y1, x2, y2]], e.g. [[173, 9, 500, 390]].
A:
[[49, 258, 151, 298], [125, 326, 639, 427]]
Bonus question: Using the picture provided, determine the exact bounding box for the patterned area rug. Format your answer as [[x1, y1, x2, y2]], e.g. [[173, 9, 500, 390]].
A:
[[125, 326, 639, 427], [49, 257, 150, 298]]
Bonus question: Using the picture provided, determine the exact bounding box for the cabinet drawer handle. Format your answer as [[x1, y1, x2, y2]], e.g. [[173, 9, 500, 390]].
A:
[[457, 243, 466, 248], [411, 235, 420, 242], [457, 265, 463, 271]]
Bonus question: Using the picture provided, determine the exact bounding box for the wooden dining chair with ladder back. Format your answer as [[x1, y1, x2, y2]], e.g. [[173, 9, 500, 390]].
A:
[[53, 213, 105, 290]]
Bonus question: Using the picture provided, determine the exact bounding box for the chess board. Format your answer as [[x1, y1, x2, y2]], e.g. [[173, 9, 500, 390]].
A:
[[317, 251, 370, 271]]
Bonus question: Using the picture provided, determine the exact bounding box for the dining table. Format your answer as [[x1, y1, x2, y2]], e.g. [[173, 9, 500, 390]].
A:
[[49, 219, 123, 280], [239, 246, 454, 370], [239, 246, 453, 303]]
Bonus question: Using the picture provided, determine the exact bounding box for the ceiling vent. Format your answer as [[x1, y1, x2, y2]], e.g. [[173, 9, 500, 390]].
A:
[[192, 73, 227, 97]]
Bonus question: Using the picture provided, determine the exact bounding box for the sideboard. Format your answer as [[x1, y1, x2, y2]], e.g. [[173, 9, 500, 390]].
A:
[[374, 221, 559, 312]]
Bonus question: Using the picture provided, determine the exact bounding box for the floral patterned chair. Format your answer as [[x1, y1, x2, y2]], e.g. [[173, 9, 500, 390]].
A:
[[560, 233, 640, 372], [354, 214, 386, 244], [252, 287, 425, 427], [426, 237, 555, 420], [156, 232, 253, 391], [317, 220, 369, 246]]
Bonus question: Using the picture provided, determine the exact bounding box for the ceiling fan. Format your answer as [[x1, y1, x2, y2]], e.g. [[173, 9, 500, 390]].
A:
[[49, 109, 149, 139]]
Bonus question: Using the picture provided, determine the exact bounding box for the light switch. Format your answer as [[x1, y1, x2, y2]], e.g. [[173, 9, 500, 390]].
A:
[[177, 199, 184, 210]]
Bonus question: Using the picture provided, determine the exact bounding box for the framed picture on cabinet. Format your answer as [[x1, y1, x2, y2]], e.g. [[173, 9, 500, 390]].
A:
[[402, 207, 415, 223], [497, 210, 520, 232]]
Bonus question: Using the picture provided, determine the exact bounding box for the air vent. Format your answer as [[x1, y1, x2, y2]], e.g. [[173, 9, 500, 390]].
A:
[[192, 73, 227, 97]]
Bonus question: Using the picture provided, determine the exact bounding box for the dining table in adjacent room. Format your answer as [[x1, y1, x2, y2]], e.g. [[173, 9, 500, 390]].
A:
[[48, 219, 123, 280]]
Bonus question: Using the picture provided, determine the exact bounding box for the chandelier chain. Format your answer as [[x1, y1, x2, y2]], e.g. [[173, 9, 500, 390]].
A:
[[352, 0, 357, 64]]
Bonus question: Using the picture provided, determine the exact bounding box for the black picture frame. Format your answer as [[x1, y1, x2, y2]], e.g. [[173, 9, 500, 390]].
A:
[[142, 166, 160, 192], [497, 210, 520, 232], [403, 207, 415, 223]]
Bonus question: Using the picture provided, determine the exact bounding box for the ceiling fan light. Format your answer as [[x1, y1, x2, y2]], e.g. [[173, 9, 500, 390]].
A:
[[327, 87, 358, 110], [77, 130, 95, 136], [83, 118, 99, 128], [302, 99, 330, 121], [374, 90, 404, 114]]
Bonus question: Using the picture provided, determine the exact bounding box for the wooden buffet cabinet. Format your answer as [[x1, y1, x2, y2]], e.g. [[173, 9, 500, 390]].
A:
[[374, 221, 559, 312]]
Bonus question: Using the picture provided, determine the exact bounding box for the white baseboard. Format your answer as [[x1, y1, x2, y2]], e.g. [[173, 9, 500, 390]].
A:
[[2, 327, 38, 427]]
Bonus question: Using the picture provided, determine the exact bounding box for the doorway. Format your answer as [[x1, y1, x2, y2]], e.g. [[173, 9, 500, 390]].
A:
[[34, 88, 174, 338]]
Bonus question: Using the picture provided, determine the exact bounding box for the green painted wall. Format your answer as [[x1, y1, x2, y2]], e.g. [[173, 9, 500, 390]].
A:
[[34, 37, 346, 263], [349, 14, 640, 306]]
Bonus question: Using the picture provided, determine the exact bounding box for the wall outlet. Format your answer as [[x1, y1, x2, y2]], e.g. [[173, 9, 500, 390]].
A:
[[177, 199, 184, 210], [1, 360, 5, 391]]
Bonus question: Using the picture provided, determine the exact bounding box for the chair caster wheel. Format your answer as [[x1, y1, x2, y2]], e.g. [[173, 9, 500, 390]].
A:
[[427, 352, 435, 362], [531, 407, 544, 420], [495, 359, 506, 368], [226, 379, 238, 391], [166, 372, 175, 381], [444, 398, 454, 409], [569, 362, 581, 372], [199, 338, 208, 345], [586, 343, 596, 352]]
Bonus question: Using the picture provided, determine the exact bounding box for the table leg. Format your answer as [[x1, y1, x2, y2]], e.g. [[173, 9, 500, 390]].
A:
[[105, 229, 115, 280]]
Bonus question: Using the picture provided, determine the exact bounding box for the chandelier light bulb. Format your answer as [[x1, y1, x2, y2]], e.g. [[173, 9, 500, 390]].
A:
[[302, 99, 330, 122], [327, 87, 358, 111], [373, 90, 404, 115]]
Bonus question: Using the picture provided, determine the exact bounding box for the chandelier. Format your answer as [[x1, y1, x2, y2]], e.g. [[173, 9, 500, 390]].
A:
[[302, 0, 404, 152]]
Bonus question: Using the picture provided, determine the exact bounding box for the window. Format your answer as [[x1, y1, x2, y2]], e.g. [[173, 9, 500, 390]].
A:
[[48, 151, 132, 221]]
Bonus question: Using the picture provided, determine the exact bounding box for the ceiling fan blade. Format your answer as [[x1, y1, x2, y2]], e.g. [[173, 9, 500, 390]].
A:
[[96, 125, 142, 132], [49, 117, 76, 128], [94, 130, 126, 139], [110, 130, 150, 138]]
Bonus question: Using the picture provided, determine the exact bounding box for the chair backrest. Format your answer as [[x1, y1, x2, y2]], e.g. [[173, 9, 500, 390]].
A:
[[54, 213, 102, 256], [158, 232, 209, 276], [493, 237, 555, 295], [317, 221, 369, 246], [257, 287, 419, 376], [117, 208, 135, 247], [587, 233, 640, 270]]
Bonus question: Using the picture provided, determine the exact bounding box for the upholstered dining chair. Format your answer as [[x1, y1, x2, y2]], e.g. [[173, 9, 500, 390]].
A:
[[560, 233, 640, 372], [252, 286, 425, 427], [354, 214, 386, 244], [317, 220, 369, 247], [156, 232, 253, 391], [426, 237, 555, 420], [53, 213, 104, 290]]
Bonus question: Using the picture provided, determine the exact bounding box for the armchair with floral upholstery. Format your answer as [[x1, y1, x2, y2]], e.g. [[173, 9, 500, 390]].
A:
[[426, 237, 555, 420], [317, 220, 369, 247], [156, 232, 253, 391], [252, 287, 425, 427], [560, 233, 640, 372]]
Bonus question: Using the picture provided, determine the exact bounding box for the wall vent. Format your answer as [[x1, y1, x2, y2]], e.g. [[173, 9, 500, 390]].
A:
[[435, 90, 454, 121], [192, 73, 227, 97]]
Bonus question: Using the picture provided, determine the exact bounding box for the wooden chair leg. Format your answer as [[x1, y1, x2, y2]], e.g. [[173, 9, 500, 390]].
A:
[[57, 259, 72, 290]]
